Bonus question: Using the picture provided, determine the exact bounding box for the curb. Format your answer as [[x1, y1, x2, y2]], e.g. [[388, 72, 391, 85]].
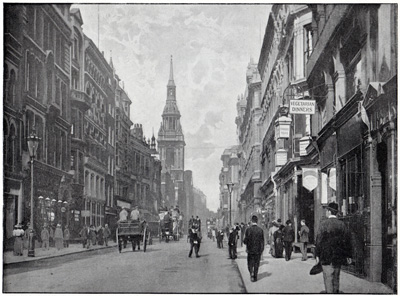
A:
[[4, 244, 117, 268]]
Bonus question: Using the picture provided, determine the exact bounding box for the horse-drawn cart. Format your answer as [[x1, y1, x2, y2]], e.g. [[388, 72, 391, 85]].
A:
[[116, 220, 150, 253]]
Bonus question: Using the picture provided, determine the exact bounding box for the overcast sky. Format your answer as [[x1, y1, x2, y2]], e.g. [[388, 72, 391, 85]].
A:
[[75, 4, 271, 212]]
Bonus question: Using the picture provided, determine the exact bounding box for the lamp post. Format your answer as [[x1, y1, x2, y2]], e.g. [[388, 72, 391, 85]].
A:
[[27, 126, 40, 257], [226, 182, 234, 226]]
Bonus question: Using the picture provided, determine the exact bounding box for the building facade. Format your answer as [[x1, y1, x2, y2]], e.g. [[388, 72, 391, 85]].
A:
[[232, 4, 396, 291], [3, 4, 162, 246]]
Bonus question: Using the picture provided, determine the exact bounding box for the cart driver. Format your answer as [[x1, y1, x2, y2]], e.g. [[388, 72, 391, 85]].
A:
[[130, 206, 140, 221], [118, 207, 128, 222]]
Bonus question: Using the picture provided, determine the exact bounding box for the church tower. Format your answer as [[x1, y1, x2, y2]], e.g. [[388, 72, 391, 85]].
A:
[[158, 56, 185, 208]]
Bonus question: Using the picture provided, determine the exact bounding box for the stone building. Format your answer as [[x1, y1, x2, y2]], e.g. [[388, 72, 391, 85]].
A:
[[306, 4, 397, 289], [3, 4, 162, 245], [218, 146, 240, 226], [4, 4, 76, 243], [235, 59, 263, 222]]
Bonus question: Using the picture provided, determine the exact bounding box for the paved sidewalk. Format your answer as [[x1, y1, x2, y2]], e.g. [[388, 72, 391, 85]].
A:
[[235, 245, 393, 294], [4, 242, 117, 265]]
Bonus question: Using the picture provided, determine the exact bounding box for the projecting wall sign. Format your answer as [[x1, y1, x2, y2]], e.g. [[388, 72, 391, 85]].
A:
[[289, 100, 316, 114]]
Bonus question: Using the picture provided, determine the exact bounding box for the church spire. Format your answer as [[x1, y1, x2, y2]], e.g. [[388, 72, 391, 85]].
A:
[[167, 55, 175, 87]]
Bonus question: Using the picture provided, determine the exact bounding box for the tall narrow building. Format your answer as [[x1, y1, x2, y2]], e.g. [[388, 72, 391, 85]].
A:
[[158, 56, 186, 210]]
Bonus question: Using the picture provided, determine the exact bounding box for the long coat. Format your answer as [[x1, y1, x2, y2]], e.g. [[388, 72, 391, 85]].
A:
[[54, 227, 64, 250], [282, 225, 295, 243], [243, 224, 265, 255], [299, 225, 310, 243], [315, 217, 352, 265]]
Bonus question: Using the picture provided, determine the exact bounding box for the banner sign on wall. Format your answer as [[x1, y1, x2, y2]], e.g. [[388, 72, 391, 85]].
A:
[[328, 168, 336, 191], [302, 167, 319, 191], [289, 100, 316, 114]]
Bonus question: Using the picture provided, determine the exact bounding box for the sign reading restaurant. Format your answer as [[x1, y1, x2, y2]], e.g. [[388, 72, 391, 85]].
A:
[[289, 99, 316, 114]]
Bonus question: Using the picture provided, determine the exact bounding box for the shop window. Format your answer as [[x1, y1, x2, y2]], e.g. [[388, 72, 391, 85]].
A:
[[304, 24, 313, 76], [339, 152, 362, 215]]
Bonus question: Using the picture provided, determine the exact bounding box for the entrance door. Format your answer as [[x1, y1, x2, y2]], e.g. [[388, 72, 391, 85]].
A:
[[378, 141, 395, 288], [298, 176, 315, 243]]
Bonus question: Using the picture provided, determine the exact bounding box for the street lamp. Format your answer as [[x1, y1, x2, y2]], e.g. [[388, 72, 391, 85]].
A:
[[226, 182, 234, 226], [27, 126, 40, 257]]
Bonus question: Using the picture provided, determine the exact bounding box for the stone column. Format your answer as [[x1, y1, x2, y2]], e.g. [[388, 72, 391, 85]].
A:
[[365, 136, 383, 282]]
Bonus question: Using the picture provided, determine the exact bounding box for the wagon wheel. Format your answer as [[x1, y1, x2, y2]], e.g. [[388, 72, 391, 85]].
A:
[[143, 226, 147, 252]]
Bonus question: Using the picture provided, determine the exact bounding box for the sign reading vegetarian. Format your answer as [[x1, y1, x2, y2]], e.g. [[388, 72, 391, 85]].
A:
[[289, 100, 316, 114]]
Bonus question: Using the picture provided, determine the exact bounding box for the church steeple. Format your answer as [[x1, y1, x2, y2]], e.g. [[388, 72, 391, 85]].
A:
[[167, 55, 176, 100], [168, 55, 175, 87]]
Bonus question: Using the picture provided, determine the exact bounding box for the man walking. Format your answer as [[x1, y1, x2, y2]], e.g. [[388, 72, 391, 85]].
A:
[[41, 225, 50, 251], [64, 225, 70, 248], [243, 215, 264, 282], [79, 225, 88, 248], [283, 220, 295, 261], [188, 225, 200, 258], [228, 227, 237, 259], [299, 219, 309, 261], [103, 224, 111, 246], [316, 202, 352, 294]]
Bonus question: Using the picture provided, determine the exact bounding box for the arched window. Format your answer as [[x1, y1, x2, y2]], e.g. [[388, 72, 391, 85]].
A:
[[6, 122, 16, 170], [7, 69, 16, 105]]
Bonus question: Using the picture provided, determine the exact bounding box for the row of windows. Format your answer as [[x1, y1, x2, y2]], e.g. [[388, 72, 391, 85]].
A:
[[83, 199, 104, 227], [84, 170, 105, 200], [27, 6, 68, 71]]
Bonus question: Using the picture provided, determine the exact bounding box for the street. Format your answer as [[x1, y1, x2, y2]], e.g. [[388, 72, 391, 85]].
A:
[[3, 237, 245, 293]]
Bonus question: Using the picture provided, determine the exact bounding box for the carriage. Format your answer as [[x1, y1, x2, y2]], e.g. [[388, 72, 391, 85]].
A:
[[116, 220, 150, 252]]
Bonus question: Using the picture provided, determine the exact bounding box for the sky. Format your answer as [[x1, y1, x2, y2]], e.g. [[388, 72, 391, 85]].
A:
[[75, 3, 271, 212]]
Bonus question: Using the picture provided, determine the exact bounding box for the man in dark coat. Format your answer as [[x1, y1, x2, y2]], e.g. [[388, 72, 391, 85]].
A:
[[243, 215, 264, 282], [316, 202, 352, 294], [299, 219, 310, 261], [228, 227, 237, 259], [188, 225, 201, 258], [283, 219, 295, 261]]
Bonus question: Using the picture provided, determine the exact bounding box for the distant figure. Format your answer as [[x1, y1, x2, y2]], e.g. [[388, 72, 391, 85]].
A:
[[41, 225, 50, 250], [64, 225, 70, 248], [97, 226, 104, 246], [273, 225, 284, 258], [79, 225, 88, 248], [54, 224, 64, 251], [103, 224, 111, 246], [90, 225, 97, 245], [188, 225, 201, 258], [13, 224, 24, 256], [118, 207, 128, 222], [240, 222, 247, 247], [268, 220, 279, 257], [130, 206, 140, 221], [243, 215, 264, 282], [228, 227, 237, 259], [299, 219, 310, 261], [283, 220, 295, 261]]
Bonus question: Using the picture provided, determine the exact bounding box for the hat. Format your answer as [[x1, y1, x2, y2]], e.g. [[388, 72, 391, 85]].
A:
[[286, 220, 292, 225], [57, 223, 61, 227], [251, 215, 258, 222], [277, 218, 282, 223], [324, 202, 339, 213]]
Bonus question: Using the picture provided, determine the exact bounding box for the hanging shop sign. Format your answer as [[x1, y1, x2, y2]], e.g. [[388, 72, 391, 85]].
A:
[[299, 136, 311, 156], [302, 167, 318, 191], [289, 100, 316, 114], [328, 168, 336, 191]]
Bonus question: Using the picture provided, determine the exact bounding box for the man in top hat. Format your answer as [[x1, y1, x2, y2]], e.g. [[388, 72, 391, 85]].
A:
[[243, 215, 264, 282], [315, 202, 352, 294]]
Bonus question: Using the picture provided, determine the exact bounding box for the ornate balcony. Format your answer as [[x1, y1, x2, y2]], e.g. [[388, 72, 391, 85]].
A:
[[71, 89, 91, 112]]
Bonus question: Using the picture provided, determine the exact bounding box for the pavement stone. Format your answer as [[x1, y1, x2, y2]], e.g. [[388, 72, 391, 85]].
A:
[[3, 242, 117, 265], [235, 244, 394, 294]]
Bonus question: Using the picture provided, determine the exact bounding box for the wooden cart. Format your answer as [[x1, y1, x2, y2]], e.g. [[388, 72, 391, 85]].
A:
[[116, 220, 150, 253]]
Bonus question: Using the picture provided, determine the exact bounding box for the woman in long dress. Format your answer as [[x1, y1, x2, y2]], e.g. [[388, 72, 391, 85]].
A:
[[273, 225, 285, 258], [54, 224, 64, 251], [13, 225, 24, 256]]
